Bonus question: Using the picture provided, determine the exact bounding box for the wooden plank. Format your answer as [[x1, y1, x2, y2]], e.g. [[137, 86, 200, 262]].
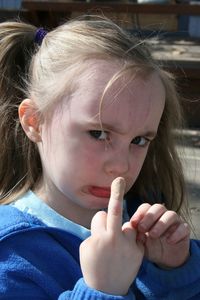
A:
[[22, 1, 200, 16], [148, 37, 200, 77]]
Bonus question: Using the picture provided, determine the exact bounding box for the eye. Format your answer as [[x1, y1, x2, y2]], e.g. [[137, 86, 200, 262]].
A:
[[132, 136, 150, 147], [89, 130, 109, 141]]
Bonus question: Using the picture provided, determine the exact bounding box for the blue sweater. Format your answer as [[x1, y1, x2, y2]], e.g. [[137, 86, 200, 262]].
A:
[[1, 194, 200, 299]]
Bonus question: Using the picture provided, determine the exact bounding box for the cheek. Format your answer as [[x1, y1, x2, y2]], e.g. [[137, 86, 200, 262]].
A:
[[56, 136, 102, 174], [78, 145, 102, 170]]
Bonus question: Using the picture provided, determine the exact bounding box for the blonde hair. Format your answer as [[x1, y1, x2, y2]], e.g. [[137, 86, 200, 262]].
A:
[[0, 16, 188, 219]]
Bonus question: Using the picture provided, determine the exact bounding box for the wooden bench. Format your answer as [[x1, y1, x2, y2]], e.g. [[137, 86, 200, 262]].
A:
[[21, 1, 200, 16], [20, 1, 200, 31]]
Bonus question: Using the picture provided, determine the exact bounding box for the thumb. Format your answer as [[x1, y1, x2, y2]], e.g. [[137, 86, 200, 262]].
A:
[[91, 210, 107, 235]]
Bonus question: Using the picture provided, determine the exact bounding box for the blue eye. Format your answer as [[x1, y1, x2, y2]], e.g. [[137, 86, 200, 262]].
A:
[[132, 136, 149, 147], [89, 130, 108, 141]]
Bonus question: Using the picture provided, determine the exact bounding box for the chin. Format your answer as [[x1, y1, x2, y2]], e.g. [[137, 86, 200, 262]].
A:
[[87, 197, 109, 210]]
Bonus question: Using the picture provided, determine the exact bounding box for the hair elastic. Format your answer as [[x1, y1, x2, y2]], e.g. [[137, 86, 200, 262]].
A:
[[34, 28, 47, 45]]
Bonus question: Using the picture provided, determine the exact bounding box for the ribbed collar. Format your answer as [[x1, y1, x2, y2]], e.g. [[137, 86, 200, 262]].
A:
[[11, 190, 91, 241]]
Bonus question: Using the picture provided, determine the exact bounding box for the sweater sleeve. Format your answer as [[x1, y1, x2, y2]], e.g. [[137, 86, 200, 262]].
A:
[[59, 278, 135, 300], [0, 205, 136, 300], [0, 230, 136, 300], [135, 239, 200, 299]]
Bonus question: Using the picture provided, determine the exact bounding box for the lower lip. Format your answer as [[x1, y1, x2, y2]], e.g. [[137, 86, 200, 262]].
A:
[[89, 187, 111, 198]]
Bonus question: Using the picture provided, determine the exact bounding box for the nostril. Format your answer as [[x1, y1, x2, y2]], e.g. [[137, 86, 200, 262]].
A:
[[104, 154, 130, 177]]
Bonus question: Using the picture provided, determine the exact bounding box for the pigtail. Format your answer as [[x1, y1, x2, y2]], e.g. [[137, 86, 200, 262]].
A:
[[0, 21, 41, 203]]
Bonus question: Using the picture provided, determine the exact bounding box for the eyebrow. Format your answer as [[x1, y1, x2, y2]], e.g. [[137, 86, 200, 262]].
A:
[[86, 121, 157, 139]]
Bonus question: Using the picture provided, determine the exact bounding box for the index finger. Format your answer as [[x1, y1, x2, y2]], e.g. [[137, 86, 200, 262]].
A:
[[107, 177, 125, 233]]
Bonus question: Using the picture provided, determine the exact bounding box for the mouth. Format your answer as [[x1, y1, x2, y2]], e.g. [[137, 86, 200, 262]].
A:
[[88, 186, 111, 198]]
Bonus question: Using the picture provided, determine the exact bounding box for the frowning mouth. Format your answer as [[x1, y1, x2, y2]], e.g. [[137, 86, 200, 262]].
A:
[[88, 186, 111, 198]]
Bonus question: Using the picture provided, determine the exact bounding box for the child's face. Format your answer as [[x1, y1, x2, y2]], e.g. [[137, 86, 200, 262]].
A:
[[37, 60, 165, 226]]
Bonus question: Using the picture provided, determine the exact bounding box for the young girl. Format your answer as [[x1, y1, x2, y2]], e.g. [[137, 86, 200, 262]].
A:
[[0, 15, 200, 299]]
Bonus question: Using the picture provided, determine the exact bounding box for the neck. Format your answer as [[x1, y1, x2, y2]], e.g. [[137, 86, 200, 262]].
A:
[[33, 181, 97, 229]]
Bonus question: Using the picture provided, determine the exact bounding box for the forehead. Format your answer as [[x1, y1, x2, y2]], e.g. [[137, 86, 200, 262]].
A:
[[63, 60, 165, 131]]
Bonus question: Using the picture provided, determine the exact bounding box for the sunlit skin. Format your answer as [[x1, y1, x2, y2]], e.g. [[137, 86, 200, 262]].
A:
[[35, 60, 165, 228], [19, 59, 191, 295]]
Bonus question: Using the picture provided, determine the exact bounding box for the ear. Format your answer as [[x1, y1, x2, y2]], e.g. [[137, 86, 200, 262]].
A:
[[18, 99, 42, 143]]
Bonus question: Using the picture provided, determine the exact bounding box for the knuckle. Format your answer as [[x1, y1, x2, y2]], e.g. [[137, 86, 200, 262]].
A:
[[183, 222, 191, 235], [139, 203, 151, 210], [154, 203, 167, 211], [167, 210, 178, 218]]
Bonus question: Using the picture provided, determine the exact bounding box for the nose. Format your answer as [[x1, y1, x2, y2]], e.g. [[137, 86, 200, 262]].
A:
[[104, 147, 130, 177]]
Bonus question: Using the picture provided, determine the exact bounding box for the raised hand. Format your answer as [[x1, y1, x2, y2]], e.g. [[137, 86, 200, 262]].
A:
[[80, 177, 144, 295], [130, 203, 190, 269]]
